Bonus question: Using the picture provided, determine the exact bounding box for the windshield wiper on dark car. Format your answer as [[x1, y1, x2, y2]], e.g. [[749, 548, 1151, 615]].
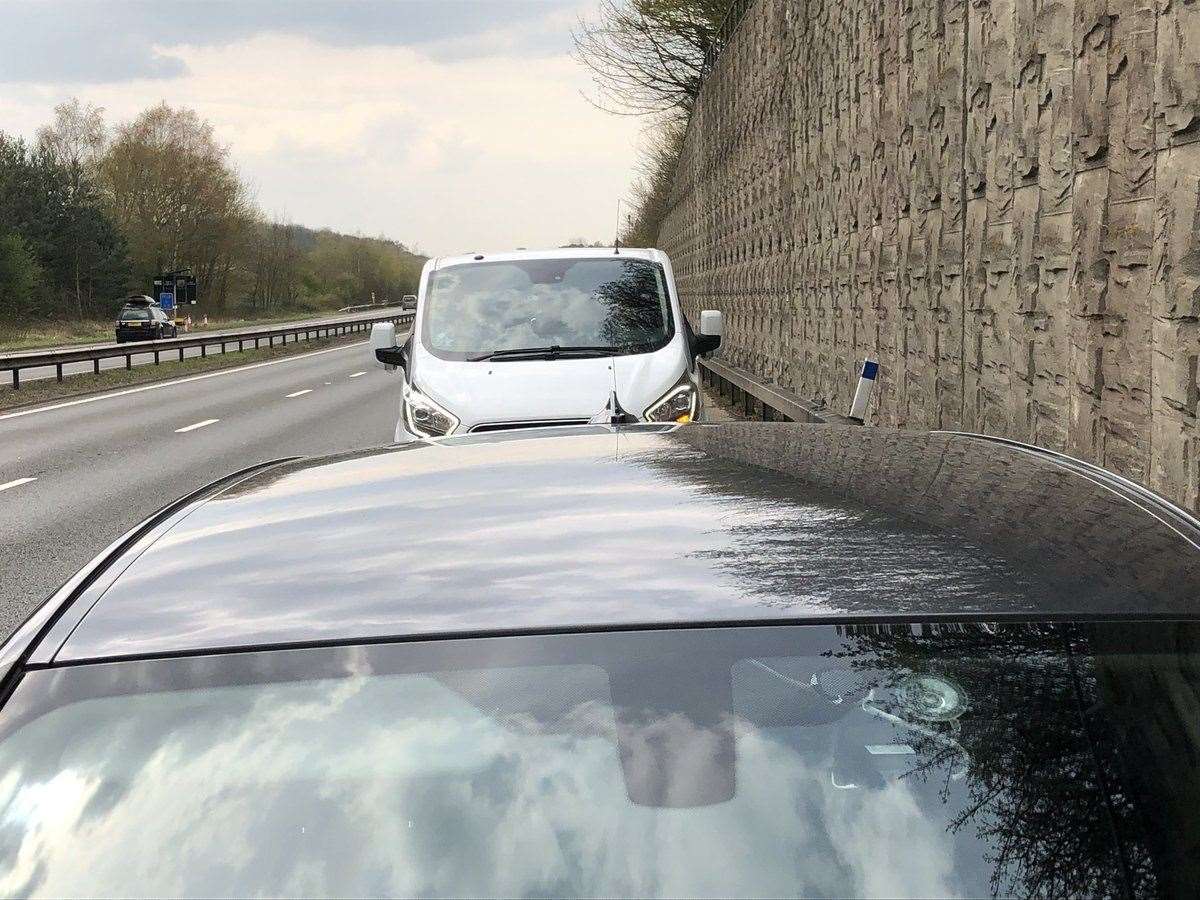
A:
[[468, 345, 617, 361]]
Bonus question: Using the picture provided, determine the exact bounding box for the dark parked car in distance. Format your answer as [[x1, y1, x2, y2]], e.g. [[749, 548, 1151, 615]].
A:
[[115, 295, 178, 343], [0, 423, 1198, 897]]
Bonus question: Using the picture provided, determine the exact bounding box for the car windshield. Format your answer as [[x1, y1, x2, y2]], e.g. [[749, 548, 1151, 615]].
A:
[[118, 309, 150, 321], [421, 258, 672, 359], [0, 621, 1194, 898]]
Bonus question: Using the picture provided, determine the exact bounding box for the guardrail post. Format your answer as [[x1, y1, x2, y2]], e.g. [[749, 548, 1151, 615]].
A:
[[221, 341, 226, 354], [93, 359, 100, 375], [154, 350, 160, 365], [178, 347, 184, 362], [125, 354, 131, 370], [56, 363, 63, 383], [11, 370, 18, 390], [200, 344, 206, 358], [239, 339, 243, 352]]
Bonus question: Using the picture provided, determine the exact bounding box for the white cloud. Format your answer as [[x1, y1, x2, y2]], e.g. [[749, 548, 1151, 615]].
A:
[[0, 5, 646, 256]]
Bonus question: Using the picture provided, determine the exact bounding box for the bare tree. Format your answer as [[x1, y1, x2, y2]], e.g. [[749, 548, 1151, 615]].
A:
[[573, 0, 729, 118], [36, 98, 107, 173]]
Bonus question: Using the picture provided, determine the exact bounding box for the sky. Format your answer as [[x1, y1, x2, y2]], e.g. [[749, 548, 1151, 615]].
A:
[[0, 0, 646, 256]]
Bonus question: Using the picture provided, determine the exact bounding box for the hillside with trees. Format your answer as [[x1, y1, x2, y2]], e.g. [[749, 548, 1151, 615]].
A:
[[574, 1, 728, 246], [0, 99, 424, 331]]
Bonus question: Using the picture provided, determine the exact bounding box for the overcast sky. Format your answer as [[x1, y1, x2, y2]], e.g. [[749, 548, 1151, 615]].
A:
[[0, 0, 645, 255]]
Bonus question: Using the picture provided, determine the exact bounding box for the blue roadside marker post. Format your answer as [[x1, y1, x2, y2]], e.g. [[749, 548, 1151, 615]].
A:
[[849, 358, 878, 423]]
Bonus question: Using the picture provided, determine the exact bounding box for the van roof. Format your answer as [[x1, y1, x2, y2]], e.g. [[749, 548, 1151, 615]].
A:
[[429, 247, 666, 269]]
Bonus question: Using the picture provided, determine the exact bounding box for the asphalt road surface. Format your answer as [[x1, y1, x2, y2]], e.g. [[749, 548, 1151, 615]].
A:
[[6, 306, 405, 384], [0, 337, 403, 640]]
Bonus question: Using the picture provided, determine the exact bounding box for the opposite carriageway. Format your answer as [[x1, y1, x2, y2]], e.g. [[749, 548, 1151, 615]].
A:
[[1, 310, 415, 389]]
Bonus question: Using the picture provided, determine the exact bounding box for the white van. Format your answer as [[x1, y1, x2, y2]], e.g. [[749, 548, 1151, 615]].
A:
[[369, 248, 722, 442]]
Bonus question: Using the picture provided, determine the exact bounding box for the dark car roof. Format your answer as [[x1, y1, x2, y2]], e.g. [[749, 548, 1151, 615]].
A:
[[28, 423, 1200, 665]]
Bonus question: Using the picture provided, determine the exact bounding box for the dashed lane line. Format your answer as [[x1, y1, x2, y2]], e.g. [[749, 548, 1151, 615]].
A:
[[174, 418, 219, 433], [0, 477, 37, 493], [349, 371, 367, 378], [285, 389, 313, 398]]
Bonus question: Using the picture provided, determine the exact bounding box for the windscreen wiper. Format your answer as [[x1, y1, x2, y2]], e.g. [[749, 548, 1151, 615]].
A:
[[468, 345, 616, 361]]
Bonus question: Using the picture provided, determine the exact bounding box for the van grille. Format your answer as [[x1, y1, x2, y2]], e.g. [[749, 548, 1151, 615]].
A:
[[470, 419, 591, 434]]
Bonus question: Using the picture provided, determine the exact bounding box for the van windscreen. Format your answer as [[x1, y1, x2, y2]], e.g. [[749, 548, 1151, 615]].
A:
[[421, 258, 673, 360]]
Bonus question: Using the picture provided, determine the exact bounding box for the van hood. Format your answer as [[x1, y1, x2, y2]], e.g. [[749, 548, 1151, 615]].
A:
[[413, 346, 687, 430]]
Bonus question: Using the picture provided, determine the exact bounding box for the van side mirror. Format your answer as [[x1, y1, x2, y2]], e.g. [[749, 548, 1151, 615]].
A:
[[375, 345, 407, 371], [696, 309, 722, 356], [369, 322, 403, 372]]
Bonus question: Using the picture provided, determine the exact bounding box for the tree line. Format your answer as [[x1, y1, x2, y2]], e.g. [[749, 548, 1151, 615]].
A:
[[0, 99, 424, 325]]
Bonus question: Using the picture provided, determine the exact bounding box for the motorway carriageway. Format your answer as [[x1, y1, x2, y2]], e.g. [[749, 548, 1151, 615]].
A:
[[0, 336, 402, 640]]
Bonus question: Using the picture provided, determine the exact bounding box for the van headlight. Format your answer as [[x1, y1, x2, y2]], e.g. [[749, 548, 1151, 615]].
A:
[[402, 382, 459, 438], [644, 376, 699, 424]]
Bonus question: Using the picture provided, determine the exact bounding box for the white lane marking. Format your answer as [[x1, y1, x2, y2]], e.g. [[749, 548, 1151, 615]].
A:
[[349, 371, 367, 378], [324, 381, 332, 385], [174, 418, 219, 433], [285, 389, 313, 398], [0, 477, 37, 493], [0, 340, 375, 422]]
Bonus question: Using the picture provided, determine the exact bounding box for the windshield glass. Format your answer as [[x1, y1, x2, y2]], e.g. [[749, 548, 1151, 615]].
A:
[[0, 621, 1194, 898], [118, 309, 150, 321], [421, 257, 673, 359]]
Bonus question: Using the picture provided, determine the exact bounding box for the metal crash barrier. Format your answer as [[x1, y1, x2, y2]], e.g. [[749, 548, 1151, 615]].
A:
[[698, 356, 863, 426], [1, 311, 414, 390]]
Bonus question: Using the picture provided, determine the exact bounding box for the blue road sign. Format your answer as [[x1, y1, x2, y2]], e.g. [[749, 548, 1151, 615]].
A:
[[159, 292, 175, 311]]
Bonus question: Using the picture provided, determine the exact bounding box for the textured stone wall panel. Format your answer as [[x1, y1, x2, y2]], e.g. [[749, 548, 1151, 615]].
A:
[[657, 0, 1200, 507]]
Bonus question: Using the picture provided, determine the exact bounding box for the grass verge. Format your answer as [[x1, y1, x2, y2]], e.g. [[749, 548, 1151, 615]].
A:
[[0, 333, 364, 413]]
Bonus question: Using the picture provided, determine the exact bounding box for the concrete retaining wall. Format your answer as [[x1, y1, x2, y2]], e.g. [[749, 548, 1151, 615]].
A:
[[658, 0, 1200, 509]]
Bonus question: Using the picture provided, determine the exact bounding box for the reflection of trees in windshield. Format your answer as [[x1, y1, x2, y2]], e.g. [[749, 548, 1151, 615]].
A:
[[826, 623, 1183, 898], [594, 260, 669, 348], [423, 259, 668, 354]]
